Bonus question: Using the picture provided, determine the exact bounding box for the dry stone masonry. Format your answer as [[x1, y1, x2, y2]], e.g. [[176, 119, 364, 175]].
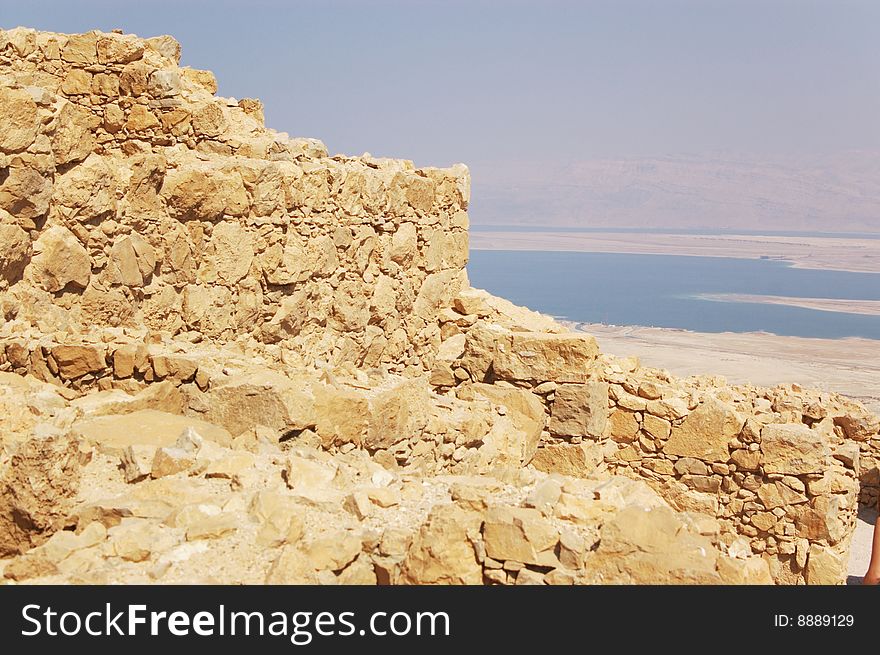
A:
[[1, 28, 878, 586], [0, 27, 469, 374]]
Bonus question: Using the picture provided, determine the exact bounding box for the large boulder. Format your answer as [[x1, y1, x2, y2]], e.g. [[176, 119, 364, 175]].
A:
[[314, 378, 431, 450], [0, 86, 39, 152], [493, 332, 599, 383], [664, 397, 744, 463], [400, 504, 483, 584], [761, 423, 829, 475], [27, 225, 91, 292], [458, 383, 544, 465], [196, 370, 316, 437], [0, 434, 88, 556], [549, 380, 609, 438]]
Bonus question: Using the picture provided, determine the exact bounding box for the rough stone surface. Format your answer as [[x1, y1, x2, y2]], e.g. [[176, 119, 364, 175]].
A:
[[0, 27, 874, 588]]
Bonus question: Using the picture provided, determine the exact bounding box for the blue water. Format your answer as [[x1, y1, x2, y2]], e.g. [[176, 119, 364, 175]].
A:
[[472, 225, 880, 239], [467, 251, 880, 339]]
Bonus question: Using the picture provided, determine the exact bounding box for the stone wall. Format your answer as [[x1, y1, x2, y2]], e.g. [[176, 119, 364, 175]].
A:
[[438, 289, 880, 584], [2, 27, 878, 586], [0, 27, 470, 374]]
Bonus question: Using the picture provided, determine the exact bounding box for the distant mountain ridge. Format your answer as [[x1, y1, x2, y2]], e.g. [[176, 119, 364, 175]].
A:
[[470, 152, 880, 233]]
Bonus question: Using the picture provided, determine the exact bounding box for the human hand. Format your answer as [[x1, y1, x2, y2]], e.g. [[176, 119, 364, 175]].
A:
[[864, 569, 880, 585]]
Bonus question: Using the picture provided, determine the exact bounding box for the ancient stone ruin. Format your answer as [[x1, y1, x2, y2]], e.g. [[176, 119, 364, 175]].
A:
[[1, 27, 877, 585]]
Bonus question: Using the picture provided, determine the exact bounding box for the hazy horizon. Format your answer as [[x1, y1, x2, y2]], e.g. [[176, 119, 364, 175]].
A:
[[3, 0, 878, 230]]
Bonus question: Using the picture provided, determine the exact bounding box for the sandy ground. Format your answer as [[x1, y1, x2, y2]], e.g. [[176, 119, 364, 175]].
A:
[[575, 322, 879, 583], [579, 323, 880, 414], [848, 507, 877, 585], [471, 231, 880, 274], [697, 294, 880, 316]]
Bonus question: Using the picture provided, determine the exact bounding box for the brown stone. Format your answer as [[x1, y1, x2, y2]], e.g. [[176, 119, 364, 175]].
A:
[[805, 545, 845, 585], [492, 332, 599, 383], [531, 442, 602, 478], [664, 398, 743, 463], [761, 423, 829, 475], [51, 345, 107, 379], [400, 505, 482, 584], [609, 409, 640, 442], [549, 381, 609, 437]]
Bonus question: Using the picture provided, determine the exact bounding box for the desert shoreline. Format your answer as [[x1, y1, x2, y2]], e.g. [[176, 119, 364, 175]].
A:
[[695, 293, 880, 316], [571, 321, 880, 414], [470, 230, 880, 274]]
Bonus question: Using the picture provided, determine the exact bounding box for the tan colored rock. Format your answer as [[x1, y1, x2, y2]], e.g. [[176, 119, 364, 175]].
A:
[[125, 105, 160, 132], [365, 379, 431, 450], [795, 496, 844, 544], [314, 384, 370, 447], [453, 288, 491, 317], [61, 68, 92, 95], [74, 381, 185, 416], [664, 398, 744, 463], [284, 453, 337, 494], [834, 411, 880, 442], [61, 32, 99, 64], [28, 226, 91, 292], [390, 222, 417, 265], [805, 544, 845, 585], [52, 101, 97, 165], [151, 447, 196, 478], [400, 504, 482, 584], [756, 481, 808, 510], [74, 409, 232, 453], [161, 164, 248, 220], [461, 382, 543, 463], [609, 409, 640, 442], [198, 370, 316, 436], [549, 381, 609, 437], [203, 452, 255, 480], [730, 448, 761, 471], [53, 154, 117, 220], [589, 504, 722, 584], [266, 545, 320, 584], [255, 507, 305, 548], [121, 444, 155, 483], [344, 491, 373, 520], [107, 234, 156, 287], [305, 531, 362, 572], [482, 506, 559, 565], [366, 487, 400, 508], [645, 397, 689, 421], [107, 520, 166, 563], [185, 513, 238, 541], [761, 423, 829, 475], [315, 378, 430, 450], [199, 221, 255, 285], [0, 87, 39, 152], [531, 442, 602, 478], [458, 322, 504, 381], [641, 413, 671, 440], [716, 556, 774, 584], [493, 332, 599, 383], [192, 102, 227, 138], [0, 224, 31, 284], [0, 164, 52, 221], [0, 434, 87, 556], [51, 345, 106, 379], [96, 33, 145, 64]]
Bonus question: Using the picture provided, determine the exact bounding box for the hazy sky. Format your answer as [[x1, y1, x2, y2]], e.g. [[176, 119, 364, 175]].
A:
[[3, 1, 879, 228], [0, 0, 880, 230]]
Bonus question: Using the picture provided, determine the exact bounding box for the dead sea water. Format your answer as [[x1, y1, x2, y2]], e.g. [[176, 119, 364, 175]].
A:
[[467, 250, 880, 340]]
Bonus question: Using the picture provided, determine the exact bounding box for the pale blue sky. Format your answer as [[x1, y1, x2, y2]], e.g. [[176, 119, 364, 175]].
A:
[[3, 0, 879, 228]]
